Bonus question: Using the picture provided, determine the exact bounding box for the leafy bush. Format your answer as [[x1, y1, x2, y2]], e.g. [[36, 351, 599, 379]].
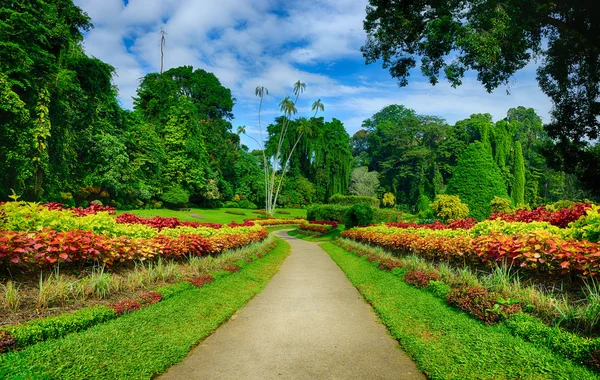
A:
[[447, 286, 521, 325], [378, 257, 403, 271], [426, 280, 452, 299], [344, 204, 374, 229], [238, 199, 257, 209], [430, 194, 469, 222], [160, 185, 190, 208], [307, 205, 349, 221], [188, 275, 215, 288], [110, 299, 142, 316], [4, 306, 116, 347], [546, 200, 575, 212], [446, 141, 508, 220], [223, 201, 239, 208], [404, 270, 440, 288], [416, 193, 434, 219], [492, 203, 592, 228], [329, 194, 380, 208], [490, 196, 512, 214], [0, 331, 16, 353], [569, 206, 600, 242], [382, 192, 396, 208], [504, 313, 600, 365]]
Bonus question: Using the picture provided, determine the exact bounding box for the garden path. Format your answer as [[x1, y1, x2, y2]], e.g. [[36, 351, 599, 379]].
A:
[[160, 231, 424, 379]]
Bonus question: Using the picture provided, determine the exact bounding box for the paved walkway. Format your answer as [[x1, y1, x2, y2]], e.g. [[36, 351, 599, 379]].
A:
[[160, 231, 424, 380]]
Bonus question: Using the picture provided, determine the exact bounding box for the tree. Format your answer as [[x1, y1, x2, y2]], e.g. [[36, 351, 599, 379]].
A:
[[512, 141, 526, 206], [447, 142, 508, 220], [348, 167, 379, 197], [241, 81, 325, 214], [361, 0, 600, 195]]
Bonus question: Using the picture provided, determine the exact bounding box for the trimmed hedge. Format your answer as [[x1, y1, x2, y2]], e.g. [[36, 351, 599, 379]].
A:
[[504, 313, 600, 367], [329, 194, 380, 208], [5, 306, 116, 347], [344, 204, 374, 229], [308, 204, 402, 223]]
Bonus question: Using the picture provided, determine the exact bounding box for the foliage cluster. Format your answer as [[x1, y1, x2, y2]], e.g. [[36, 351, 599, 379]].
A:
[[343, 204, 374, 229], [329, 194, 380, 208], [341, 227, 600, 277], [430, 195, 469, 222]]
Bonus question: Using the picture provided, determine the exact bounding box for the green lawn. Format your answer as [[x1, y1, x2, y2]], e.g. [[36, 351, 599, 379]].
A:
[[119, 207, 306, 224], [320, 242, 599, 380], [0, 240, 291, 379]]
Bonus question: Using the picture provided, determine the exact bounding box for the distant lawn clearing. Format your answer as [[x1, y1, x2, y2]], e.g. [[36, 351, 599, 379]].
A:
[[320, 242, 598, 379], [120, 207, 306, 224], [0, 240, 291, 379]]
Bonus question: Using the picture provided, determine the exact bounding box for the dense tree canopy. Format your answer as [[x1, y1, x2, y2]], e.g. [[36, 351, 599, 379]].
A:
[[361, 0, 600, 194], [351, 104, 591, 214]]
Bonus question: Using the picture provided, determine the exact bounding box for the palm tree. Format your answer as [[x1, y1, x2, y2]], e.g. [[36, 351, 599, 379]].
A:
[[311, 99, 324, 117], [279, 96, 297, 117], [293, 80, 306, 104]]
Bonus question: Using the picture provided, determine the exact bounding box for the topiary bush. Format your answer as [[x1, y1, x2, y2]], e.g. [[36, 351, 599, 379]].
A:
[[160, 185, 190, 208], [382, 192, 396, 208], [446, 142, 508, 220], [329, 194, 380, 208], [490, 196, 512, 214], [344, 204, 374, 229], [430, 194, 469, 222], [307, 205, 349, 222]]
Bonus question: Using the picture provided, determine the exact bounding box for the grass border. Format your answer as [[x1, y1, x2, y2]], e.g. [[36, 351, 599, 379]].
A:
[[320, 241, 599, 379]]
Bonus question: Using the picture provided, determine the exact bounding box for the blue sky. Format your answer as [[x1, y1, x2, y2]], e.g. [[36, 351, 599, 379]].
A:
[[74, 0, 552, 149]]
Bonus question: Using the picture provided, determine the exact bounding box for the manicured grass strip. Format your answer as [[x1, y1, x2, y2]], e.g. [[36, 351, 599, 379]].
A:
[[320, 242, 598, 380], [0, 239, 290, 379]]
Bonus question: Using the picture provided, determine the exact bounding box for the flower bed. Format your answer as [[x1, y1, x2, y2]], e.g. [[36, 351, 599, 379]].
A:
[[249, 218, 306, 226], [0, 228, 268, 269], [341, 228, 600, 277], [298, 221, 338, 234]]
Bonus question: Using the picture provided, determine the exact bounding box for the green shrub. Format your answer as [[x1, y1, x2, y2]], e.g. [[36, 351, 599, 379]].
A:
[[504, 313, 600, 364], [238, 199, 257, 209], [425, 280, 451, 299], [5, 306, 116, 347], [569, 205, 600, 242], [223, 201, 240, 208], [446, 141, 508, 220], [430, 195, 469, 222], [308, 204, 403, 223], [490, 196, 512, 214], [382, 192, 395, 208], [546, 200, 576, 212], [307, 205, 350, 222], [160, 186, 190, 208], [416, 193, 434, 219], [329, 194, 380, 208], [344, 204, 374, 229]]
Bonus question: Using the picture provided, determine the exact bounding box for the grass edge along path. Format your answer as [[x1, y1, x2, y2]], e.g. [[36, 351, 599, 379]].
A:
[[0, 239, 291, 379], [320, 242, 599, 380]]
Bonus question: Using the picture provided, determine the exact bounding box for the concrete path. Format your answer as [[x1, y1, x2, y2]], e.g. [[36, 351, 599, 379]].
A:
[[160, 231, 424, 380]]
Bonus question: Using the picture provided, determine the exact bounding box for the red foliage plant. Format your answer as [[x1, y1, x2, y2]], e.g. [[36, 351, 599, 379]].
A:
[[188, 275, 215, 288], [589, 350, 600, 369], [378, 257, 403, 271], [387, 218, 477, 230], [110, 299, 142, 316], [404, 270, 440, 288], [41, 202, 116, 216], [0, 330, 16, 353], [490, 203, 592, 228], [223, 264, 241, 273], [446, 286, 521, 325], [138, 292, 162, 306]]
